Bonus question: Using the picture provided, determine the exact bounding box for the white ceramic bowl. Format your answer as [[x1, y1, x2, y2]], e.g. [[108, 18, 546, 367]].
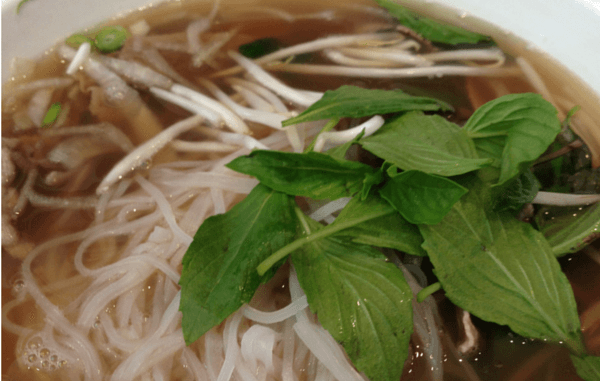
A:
[[2, 0, 600, 100]]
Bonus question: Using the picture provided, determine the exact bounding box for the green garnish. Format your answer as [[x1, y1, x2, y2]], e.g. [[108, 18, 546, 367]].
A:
[[361, 111, 492, 176], [379, 170, 467, 225], [66, 34, 95, 49], [416, 282, 442, 302], [292, 212, 413, 381], [420, 177, 586, 356], [180, 88, 596, 380], [239, 37, 282, 58], [570, 354, 600, 381], [16, 0, 32, 14], [41, 103, 61, 128], [373, 0, 492, 45], [226, 150, 382, 200], [94, 25, 128, 53], [282, 85, 453, 126]]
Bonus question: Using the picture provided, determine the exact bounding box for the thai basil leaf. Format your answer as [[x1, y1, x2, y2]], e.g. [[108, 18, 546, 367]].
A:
[[226, 150, 381, 200], [257, 194, 415, 275], [463, 93, 561, 187], [571, 355, 600, 381], [292, 215, 413, 381], [239, 37, 282, 58], [536, 203, 600, 256], [493, 169, 540, 211], [333, 195, 426, 256], [179, 184, 297, 344], [379, 170, 467, 224], [360, 112, 492, 176], [282, 85, 452, 126], [419, 178, 586, 355], [373, 0, 492, 45]]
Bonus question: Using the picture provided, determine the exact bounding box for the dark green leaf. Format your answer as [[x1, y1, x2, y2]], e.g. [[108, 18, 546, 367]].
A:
[[571, 355, 600, 381], [493, 169, 540, 211], [361, 112, 492, 176], [282, 85, 452, 126], [42, 103, 62, 128], [239, 37, 282, 58], [257, 195, 401, 275], [379, 170, 467, 224], [333, 195, 426, 256], [292, 215, 413, 381], [463, 93, 561, 187], [66, 34, 96, 49], [373, 0, 492, 45], [419, 178, 586, 355], [226, 150, 380, 200], [536, 203, 600, 256], [179, 185, 297, 344]]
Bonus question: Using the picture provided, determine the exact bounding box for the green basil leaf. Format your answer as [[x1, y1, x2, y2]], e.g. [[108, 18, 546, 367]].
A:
[[536, 203, 600, 256], [493, 169, 540, 211], [571, 355, 600, 381], [180, 184, 297, 344], [333, 195, 426, 256], [257, 194, 405, 275], [463, 93, 561, 187], [379, 170, 468, 224], [226, 150, 380, 200], [360, 111, 492, 176], [373, 0, 492, 45], [292, 215, 413, 381], [239, 37, 282, 58], [282, 85, 452, 126], [419, 178, 586, 355]]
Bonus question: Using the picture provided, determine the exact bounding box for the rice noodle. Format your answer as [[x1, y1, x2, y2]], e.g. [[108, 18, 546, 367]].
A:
[[214, 32, 401, 77], [199, 78, 289, 129], [228, 51, 321, 107], [150, 87, 222, 124], [244, 296, 309, 324], [309, 198, 352, 222], [171, 84, 251, 134], [96, 55, 173, 89], [97, 115, 205, 194], [66, 42, 92, 75], [267, 62, 522, 78], [532, 191, 600, 206], [27, 88, 53, 127], [313, 115, 384, 152]]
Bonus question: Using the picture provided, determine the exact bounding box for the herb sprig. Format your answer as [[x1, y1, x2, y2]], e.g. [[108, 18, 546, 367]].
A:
[[180, 86, 599, 380]]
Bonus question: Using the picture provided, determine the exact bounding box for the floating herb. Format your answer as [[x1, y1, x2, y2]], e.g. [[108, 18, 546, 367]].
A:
[[283, 85, 452, 126]]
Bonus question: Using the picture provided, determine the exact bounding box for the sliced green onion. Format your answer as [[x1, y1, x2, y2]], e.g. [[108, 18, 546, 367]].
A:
[[66, 34, 95, 49], [42, 103, 62, 128], [95, 26, 128, 53], [16, 0, 32, 14]]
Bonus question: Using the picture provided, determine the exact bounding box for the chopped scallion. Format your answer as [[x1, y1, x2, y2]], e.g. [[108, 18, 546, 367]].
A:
[[42, 103, 61, 128], [95, 26, 128, 53]]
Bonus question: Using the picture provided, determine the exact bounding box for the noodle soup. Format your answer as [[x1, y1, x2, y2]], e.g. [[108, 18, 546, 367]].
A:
[[2, 0, 599, 380]]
